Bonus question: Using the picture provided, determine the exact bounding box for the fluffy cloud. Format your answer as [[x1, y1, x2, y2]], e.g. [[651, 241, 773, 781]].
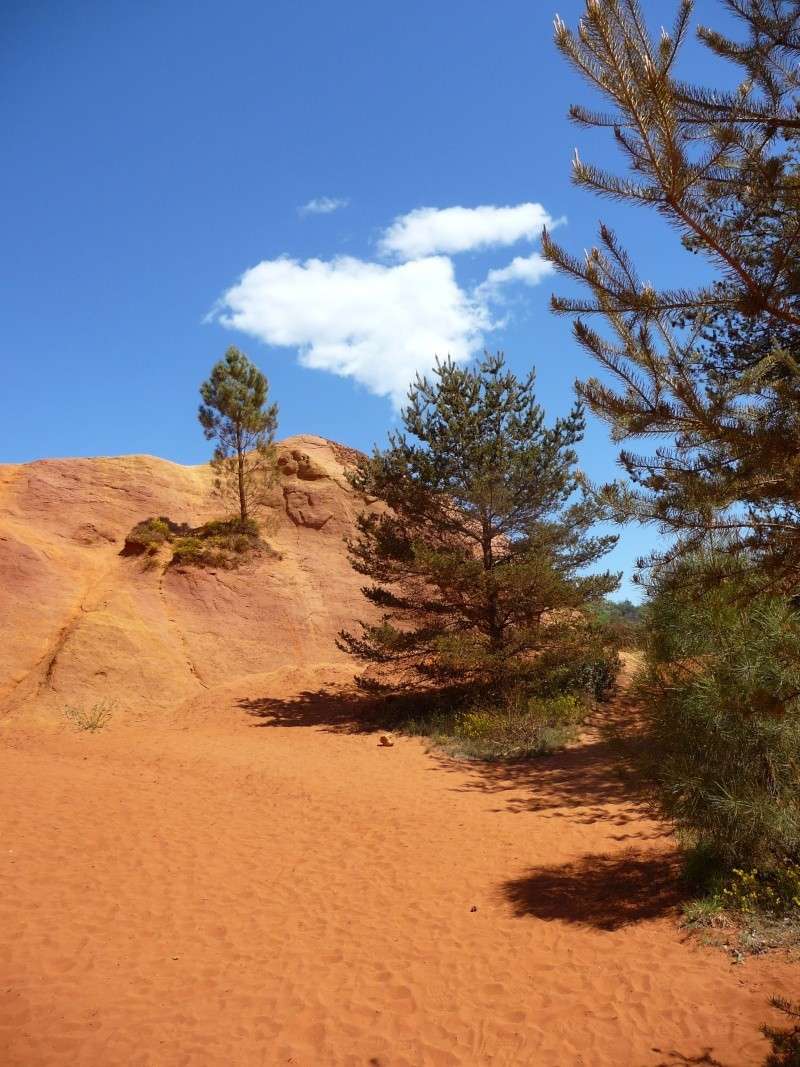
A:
[[476, 252, 554, 299], [298, 196, 349, 216], [212, 255, 493, 406], [379, 202, 556, 260]]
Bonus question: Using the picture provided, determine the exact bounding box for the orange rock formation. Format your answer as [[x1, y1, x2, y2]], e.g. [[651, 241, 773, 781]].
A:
[[0, 435, 372, 718]]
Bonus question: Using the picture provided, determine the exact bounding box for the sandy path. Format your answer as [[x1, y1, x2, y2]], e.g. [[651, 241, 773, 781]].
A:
[[0, 672, 797, 1066]]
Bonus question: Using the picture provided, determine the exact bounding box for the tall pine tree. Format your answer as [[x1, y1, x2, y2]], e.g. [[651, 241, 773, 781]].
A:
[[543, 0, 800, 588], [198, 347, 278, 525], [338, 353, 619, 693]]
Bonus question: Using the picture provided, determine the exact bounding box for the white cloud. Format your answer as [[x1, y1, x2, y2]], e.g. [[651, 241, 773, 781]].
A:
[[379, 202, 558, 260], [211, 255, 493, 407], [298, 196, 349, 216], [476, 252, 554, 299]]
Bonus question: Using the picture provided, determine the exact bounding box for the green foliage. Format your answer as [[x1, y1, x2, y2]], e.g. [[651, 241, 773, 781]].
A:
[[545, 1, 800, 587], [451, 691, 585, 759], [639, 560, 800, 872], [531, 631, 621, 702], [124, 516, 180, 554], [339, 352, 619, 698], [722, 865, 800, 917], [124, 515, 268, 570], [681, 893, 727, 929], [397, 687, 586, 760], [169, 517, 265, 569], [64, 700, 114, 732], [589, 598, 644, 649], [198, 346, 279, 523]]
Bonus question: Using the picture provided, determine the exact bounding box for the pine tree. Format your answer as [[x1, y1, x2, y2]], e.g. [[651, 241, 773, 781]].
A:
[[338, 353, 619, 694], [198, 347, 278, 525], [543, 0, 800, 587]]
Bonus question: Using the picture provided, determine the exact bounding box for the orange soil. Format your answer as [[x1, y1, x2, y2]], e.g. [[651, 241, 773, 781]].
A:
[[1, 663, 797, 1067]]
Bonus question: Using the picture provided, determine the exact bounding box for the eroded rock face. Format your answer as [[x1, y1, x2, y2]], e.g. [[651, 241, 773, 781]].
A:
[[283, 487, 333, 530], [0, 435, 378, 717], [277, 449, 327, 481]]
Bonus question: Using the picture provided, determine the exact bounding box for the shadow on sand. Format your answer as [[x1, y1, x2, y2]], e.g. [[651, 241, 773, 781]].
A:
[[501, 849, 684, 930], [241, 684, 680, 929], [239, 686, 669, 832], [239, 686, 387, 734], [648, 1052, 729, 1066]]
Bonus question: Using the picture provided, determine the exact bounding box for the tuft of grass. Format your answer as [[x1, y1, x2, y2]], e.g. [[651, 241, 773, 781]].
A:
[[64, 700, 115, 732], [682, 893, 729, 928]]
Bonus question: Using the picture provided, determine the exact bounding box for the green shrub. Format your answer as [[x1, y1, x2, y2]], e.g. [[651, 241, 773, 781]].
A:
[[450, 691, 585, 758], [170, 536, 208, 565], [722, 865, 800, 917], [124, 514, 267, 570], [640, 561, 800, 874], [589, 598, 644, 649], [124, 516, 180, 554], [395, 686, 586, 760], [194, 516, 260, 539], [532, 636, 621, 702]]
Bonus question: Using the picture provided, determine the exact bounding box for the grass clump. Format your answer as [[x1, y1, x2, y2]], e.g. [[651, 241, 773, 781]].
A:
[[124, 516, 183, 554], [64, 699, 114, 732], [170, 517, 266, 568], [446, 691, 585, 759], [385, 684, 590, 761], [124, 515, 273, 570]]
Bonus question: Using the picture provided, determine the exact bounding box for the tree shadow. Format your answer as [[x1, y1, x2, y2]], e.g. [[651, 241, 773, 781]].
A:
[[238, 686, 393, 734], [429, 734, 657, 825], [238, 686, 670, 842], [501, 850, 684, 930], [649, 1052, 728, 1066]]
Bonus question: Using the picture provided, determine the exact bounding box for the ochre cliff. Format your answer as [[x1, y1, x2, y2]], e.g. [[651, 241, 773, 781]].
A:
[[0, 435, 376, 717]]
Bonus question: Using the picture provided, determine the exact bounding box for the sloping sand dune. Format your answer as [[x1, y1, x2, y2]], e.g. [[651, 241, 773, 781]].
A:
[[1, 665, 797, 1066]]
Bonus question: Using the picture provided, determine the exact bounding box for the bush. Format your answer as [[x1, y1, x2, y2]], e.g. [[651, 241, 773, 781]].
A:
[[64, 700, 114, 732], [451, 691, 585, 758], [123, 516, 185, 554], [531, 631, 621, 702], [395, 686, 587, 760], [195, 516, 260, 539], [722, 865, 800, 917], [589, 598, 644, 649], [639, 562, 800, 874], [123, 514, 270, 570]]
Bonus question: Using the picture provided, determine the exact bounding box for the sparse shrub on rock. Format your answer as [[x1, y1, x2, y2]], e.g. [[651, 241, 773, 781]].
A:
[[123, 515, 274, 570]]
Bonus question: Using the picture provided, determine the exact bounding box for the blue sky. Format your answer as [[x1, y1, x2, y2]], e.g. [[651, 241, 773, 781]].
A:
[[1, 0, 736, 598]]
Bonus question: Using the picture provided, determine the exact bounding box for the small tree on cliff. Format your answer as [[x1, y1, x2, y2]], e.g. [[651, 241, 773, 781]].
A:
[[338, 352, 619, 694], [198, 347, 278, 525]]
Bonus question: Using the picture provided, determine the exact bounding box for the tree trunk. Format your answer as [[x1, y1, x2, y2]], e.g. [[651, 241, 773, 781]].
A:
[[482, 518, 502, 652], [236, 432, 247, 524]]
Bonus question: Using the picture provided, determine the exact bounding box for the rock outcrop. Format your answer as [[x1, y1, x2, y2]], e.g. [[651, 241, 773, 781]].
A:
[[0, 435, 376, 717]]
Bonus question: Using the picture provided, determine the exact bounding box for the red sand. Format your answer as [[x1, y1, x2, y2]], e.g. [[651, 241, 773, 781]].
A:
[[1, 443, 797, 1064], [1, 664, 797, 1066]]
